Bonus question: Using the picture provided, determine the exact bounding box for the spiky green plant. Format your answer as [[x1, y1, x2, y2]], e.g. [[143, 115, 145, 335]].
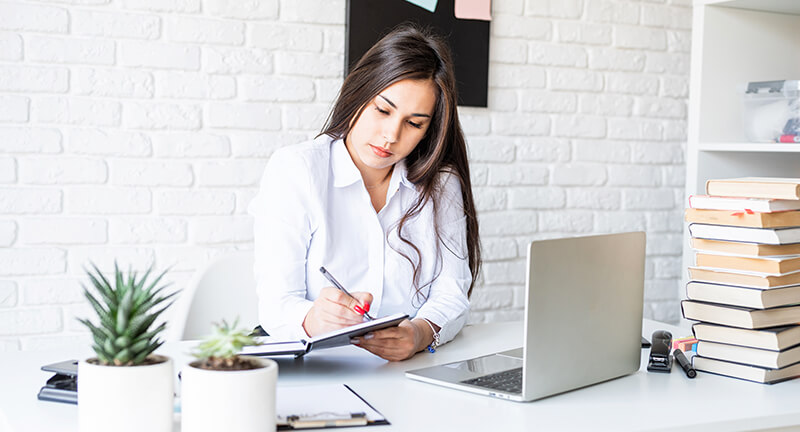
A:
[[79, 262, 176, 366], [192, 319, 261, 369]]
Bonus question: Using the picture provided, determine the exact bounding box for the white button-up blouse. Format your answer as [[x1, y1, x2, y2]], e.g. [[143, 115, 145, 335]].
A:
[[248, 134, 471, 344]]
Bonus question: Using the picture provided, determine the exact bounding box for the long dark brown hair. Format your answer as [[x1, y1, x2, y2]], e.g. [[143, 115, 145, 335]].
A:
[[319, 24, 481, 298]]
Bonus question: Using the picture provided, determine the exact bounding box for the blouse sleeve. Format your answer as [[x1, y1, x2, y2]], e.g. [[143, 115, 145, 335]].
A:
[[248, 149, 315, 340], [413, 171, 472, 345]]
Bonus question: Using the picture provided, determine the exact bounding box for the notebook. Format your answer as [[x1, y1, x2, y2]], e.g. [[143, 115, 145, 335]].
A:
[[241, 313, 408, 357], [406, 232, 646, 402]]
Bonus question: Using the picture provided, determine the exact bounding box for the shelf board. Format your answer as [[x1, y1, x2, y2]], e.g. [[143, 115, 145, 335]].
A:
[[698, 142, 800, 152], [698, 0, 800, 15]]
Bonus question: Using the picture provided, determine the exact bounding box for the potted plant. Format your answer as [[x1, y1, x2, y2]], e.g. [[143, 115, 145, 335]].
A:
[[180, 319, 278, 432], [77, 263, 177, 432]]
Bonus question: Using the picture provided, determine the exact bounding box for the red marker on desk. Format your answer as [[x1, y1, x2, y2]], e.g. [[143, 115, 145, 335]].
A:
[[779, 135, 800, 143]]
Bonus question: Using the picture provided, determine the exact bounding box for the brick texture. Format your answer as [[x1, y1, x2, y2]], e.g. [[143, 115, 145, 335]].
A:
[[0, 0, 689, 348]]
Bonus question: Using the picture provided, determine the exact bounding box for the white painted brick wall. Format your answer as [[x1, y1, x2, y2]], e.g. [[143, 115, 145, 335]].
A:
[[151, 132, 229, 157], [0, 248, 66, 276], [0, 188, 62, 213], [123, 101, 202, 129], [0, 32, 23, 61], [67, 129, 152, 156], [205, 0, 278, 19], [207, 102, 281, 130], [203, 46, 274, 74], [0, 158, 16, 183], [0, 65, 69, 93], [0, 0, 690, 349], [155, 190, 235, 215], [279, 0, 345, 25], [240, 75, 315, 102], [73, 68, 155, 98], [0, 280, 17, 307], [18, 157, 108, 184], [108, 160, 193, 186], [26, 35, 116, 65], [0, 95, 29, 122], [195, 160, 267, 186], [0, 221, 16, 247], [119, 40, 201, 70], [109, 217, 188, 243], [154, 72, 235, 100], [119, 0, 200, 14], [0, 3, 69, 33], [71, 9, 161, 40], [18, 218, 108, 245], [249, 23, 323, 52], [34, 97, 121, 126], [65, 187, 151, 214], [165, 16, 245, 45]]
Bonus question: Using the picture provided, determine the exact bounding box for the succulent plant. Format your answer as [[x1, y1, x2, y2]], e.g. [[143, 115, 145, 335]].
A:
[[79, 262, 176, 366], [192, 319, 262, 370]]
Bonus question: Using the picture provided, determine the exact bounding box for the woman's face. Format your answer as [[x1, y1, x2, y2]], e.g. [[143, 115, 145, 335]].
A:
[[345, 78, 437, 172]]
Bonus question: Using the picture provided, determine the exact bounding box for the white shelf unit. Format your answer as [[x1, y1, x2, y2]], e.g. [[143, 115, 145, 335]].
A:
[[683, 0, 800, 303]]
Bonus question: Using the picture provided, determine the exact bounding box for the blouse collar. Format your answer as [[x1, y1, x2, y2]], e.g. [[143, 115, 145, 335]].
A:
[[331, 138, 417, 192]]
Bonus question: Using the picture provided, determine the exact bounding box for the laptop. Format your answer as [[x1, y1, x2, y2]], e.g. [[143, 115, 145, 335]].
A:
[[406, 232, 646, 402]]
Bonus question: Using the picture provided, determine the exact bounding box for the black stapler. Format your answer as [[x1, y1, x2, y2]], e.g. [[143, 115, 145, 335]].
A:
[[646, 330, 673, 373]]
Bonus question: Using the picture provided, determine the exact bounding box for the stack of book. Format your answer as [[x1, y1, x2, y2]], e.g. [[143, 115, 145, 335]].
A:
[[683, 177, 800, 384]]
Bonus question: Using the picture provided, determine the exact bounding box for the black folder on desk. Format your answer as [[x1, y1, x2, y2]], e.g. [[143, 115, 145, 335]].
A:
[[241, 313, 408, 358]]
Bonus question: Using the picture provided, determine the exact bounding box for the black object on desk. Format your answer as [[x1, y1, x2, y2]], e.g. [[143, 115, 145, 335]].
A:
[[37, 360, 78, 404], [673, 349, 696, 378], [646, 330, 673, 373]]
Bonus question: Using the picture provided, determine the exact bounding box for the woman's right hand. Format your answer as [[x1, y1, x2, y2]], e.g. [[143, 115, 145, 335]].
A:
[[302, 287, 373, 337]]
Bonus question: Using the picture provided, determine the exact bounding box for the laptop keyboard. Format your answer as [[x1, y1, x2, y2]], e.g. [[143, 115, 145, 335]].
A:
[[460, 367, 523, 394]]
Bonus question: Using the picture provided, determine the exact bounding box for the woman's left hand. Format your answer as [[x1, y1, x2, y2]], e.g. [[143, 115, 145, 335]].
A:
[[353, 319, 430, 361]]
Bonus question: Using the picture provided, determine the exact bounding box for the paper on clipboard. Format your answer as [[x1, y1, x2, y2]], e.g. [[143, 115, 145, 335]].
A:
[[276, 384, 388, 430]]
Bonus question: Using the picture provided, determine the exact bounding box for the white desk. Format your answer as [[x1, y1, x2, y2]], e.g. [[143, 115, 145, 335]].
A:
[[3, 319, 800, 432]]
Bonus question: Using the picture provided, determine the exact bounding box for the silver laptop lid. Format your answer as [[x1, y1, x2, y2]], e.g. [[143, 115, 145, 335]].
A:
[[522, 232, 645, 400]]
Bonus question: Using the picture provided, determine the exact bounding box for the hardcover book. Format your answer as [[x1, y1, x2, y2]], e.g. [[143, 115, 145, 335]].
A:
[[692, 356, 800, 384], [694, 253, 800, 275], [685, 208, 800, 229], [688, 266, 800, 289], [690, 238, 800, 257], [696, 340, 800, 369], [688, 223, 800, 245], [689, 195, 800, 213], [692, 323, 800, 351], [705, 177, 800, 200], [686, 281, 800, 309], [681, 300, 800, 329]]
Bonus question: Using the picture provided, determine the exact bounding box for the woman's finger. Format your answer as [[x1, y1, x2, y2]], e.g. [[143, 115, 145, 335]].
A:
[[318, 292, 367, 320]]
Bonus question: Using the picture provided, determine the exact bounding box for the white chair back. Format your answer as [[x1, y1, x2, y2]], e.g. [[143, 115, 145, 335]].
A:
[[172, 251, 259, 341]]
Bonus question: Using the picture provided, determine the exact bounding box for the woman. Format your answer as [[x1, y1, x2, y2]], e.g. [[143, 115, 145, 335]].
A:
[[250, 24, 481, 361]]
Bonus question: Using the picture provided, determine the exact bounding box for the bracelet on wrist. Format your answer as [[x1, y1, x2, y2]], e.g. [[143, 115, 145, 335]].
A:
[[420, 318, 440, 353]]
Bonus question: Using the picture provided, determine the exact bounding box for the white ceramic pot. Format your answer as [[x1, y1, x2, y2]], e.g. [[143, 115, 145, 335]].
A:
[[78, 355, 174, 432], [180, 356, 278, 432]]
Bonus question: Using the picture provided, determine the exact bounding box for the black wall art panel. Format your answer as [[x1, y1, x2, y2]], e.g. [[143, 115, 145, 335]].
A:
[[346, 0, 490, 107]]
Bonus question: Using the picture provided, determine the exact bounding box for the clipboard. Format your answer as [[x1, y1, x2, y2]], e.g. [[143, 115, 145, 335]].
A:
[[277, 384, 389, 430], [241, 313, 408, 358]]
